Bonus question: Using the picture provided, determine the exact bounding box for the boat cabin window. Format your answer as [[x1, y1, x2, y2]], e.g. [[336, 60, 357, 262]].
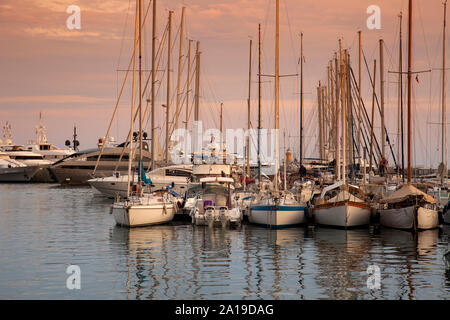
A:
[[13, 155, 43, 160], [165, 169, 191, 177], [86, 155, 130, 161], [39, 145, 51, 151]]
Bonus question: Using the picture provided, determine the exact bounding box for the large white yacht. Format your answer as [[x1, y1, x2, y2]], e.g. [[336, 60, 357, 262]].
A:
[[49, 140, 152, 185], [0, 152, 40, 182]]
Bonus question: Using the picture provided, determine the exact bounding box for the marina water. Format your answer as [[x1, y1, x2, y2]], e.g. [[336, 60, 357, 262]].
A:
[[0, 183, 449, 300]]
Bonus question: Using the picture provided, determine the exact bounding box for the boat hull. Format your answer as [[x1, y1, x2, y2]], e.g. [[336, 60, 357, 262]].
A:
[[248, 205, 307, 228], [112, 203, 175, 227], [379, 205, 438, 230], [30, 167, 56, 183], [313, 201, 371, 228], [0, 166, 40, 182]]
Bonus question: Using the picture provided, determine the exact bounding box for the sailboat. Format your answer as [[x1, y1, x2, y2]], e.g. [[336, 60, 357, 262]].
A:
[[312, 43, 371, 228], [379, 0, 438, 231], [247, 0, 307, 228], [111, 0, 176, 227]]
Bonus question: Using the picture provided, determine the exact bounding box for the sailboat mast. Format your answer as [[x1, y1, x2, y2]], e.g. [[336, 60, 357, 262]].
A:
[[151, 0, 157, 170], [358, 31, 362, 168], [399, 12, 405, 182], [175, 7, 185, 131], [380, 39, 385, 161], [185, 39, 192, 162], [370, 60, 377, 175], [274, 0, 280, 191], [442, 0, 447, 186], [300, 32, 304, 167], [247, 39, 252, 181], [258, 23, 262, 184], [138, 0, 143, 182], [194, 42, 200, 122], [165, 11, 173, 163], [407, 0, 412, 184], [335, 53, 340, 181], [128, 0, 138, 197]]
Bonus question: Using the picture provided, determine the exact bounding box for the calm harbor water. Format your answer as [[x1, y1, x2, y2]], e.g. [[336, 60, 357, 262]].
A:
[[0, 183, 449, 300]]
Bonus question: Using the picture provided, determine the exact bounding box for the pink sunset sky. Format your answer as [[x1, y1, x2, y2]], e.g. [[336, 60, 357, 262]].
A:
[[0, 0, 448, 167]]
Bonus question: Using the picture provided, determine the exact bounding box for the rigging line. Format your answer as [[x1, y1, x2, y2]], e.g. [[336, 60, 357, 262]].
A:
[[94, 1, 152, 173], [417, 0, 432, 69], [281, 0, 298, 69], [361, 49, 398, 166], [116, 0, 133, 70], [168, 55, 196, 135]]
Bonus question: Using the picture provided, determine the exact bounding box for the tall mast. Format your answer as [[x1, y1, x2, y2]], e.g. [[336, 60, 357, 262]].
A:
[[399, 12, 405, 182], [150, 0, 157, 170], [257, 24, 262, 183], [340, 41, 346, 183], [300, 32, 304, 166], [193, 41, 201, 158], [407, 0, 412, 184], [247, 39, 252, 180], [220, 102, 223, 155], [274, 0, 280, 191], [370, 60, 377, 174], [185, 40, 192, 161], [330, 60, 335, 163], [175, 7, 185, 131], [127, 0, 138, 197], [335, 52, 340, 181], [318, 82, 323, 160], [342, 48, 347, 184], [165, 10, 173, 163], [379, 39, 386, 161], [358, 31, 362, 168], [194, 41, 200, 122], [138, 0, 143, 180], [442, 0, 447, 186]]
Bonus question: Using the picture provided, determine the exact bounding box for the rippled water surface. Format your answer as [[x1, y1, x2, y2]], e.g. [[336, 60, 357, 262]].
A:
[[0, 183, 449, 299]]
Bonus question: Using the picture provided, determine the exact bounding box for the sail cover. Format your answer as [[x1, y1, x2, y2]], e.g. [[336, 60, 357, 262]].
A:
[[380, 184, 436, 204]]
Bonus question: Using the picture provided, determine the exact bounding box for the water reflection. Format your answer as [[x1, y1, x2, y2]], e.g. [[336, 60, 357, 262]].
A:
[[107, 223, 448, 300], [2, 182, 448, 299]]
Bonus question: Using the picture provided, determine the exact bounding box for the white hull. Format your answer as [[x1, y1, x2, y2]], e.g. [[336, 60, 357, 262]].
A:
[[248, 205, 307, 228], [0, 166, 40, 182], [379, 205, 438, 230], [112, 202, 175, 227], [314, 202, 371, 228]]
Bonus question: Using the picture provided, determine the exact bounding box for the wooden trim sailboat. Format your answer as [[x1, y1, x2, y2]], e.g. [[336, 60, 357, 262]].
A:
[[379, 0, 438, 231], [312, 46, 371, 228]]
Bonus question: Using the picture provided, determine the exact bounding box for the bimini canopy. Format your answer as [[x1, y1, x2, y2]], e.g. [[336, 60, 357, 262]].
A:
[[380, 184, 436, 204]]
